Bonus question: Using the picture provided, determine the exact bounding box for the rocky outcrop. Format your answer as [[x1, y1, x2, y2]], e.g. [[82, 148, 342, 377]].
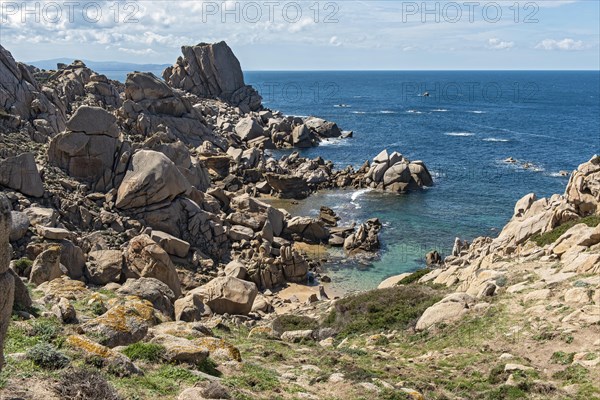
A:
[[197, 276, 258, 315], [124, 234, 182, 298], [0, 194, 15, 371], [37, 60, 122, 114], [416, 293, 476, 330], [0, 152, 44, 197], [29, 245, 64, 286], [48, 105, 126, 192], [343, 219, 382, 253], [0, 45, 66, 138], [120, 72, 226, 149], [116, 150, 191, 210], [163, 41, 262, 112], [565, 155, 600, 215], [80, 296, 157, 347], [117, 278, 176, 320], [364, 150, 433, 193]]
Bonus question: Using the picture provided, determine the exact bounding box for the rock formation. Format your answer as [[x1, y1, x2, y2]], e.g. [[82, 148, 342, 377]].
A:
[[0, 194, 14, 371], [163, 41, 262, 113], [0, 45, 66, 139]]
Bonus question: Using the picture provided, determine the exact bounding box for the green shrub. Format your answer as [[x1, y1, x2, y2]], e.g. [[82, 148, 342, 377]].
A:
[[13, 258, 33, 275], [553, 364, 590, 384], [197, 357, 221, 377], [530, 215, 600, 247], [121, 342, 165, 362], [488, 364, 509, 384], [55, 369, 121, 400], [485, 385, 528, 400], [323, 285, 442, 337], [397, 269, 432, 285], [551, 351, 575, 365], [274, 315, 319, 332], [31, 318, 61, 341], [26, 343, 69, 369], [223, 363, 278, 392]]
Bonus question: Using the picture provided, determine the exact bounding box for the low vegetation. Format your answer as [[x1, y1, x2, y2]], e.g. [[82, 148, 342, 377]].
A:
[[323, 285, 443, 337], [121, 343, 165, 362], [26, 343, 70, 369], [55, 369, 121, 400], [531, 215, 600, 246]]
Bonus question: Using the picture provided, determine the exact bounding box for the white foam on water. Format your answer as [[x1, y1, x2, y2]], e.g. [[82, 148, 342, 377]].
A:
[[445, 132, 474, 137], [407, 110, 423, 114], [379, 110, 396, 114], [350, 188, 373, 209], [548, 172, 569, 178], [432, 109, 449, 112], [319, 138, 346, 147], [468, 110, 486, 114], [483, 137, 509, 142], [352, 111, 367, 114]]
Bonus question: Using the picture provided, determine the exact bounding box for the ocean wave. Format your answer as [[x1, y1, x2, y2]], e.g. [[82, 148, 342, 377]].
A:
[[445, 132, 474, 137], [352, 111, 367, 114], [350, 188, 373, 209], [319, 138, 346, 147], [548, 171, 570, 178], [407, 110, 423, 114], [379, 110, 396, 114], [334, 104, 351, 108], [432, 109, 449, 112], [468, 110, 486, 114], [483, 137, 509, 142]]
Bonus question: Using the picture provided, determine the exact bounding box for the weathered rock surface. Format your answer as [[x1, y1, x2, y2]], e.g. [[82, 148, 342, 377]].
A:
[[565, 155, 600, 215], [197, 276, 258, 315], [124, 234, 182, 298], [29, 245, 64, 286], [416, 293, 475, 330], [0, 44, 65, 137], [0, 195, 15, 371], [85, 250, 123, 285], [0, 153, 44, 197], [80, 296, 157, 347], [118, 278, 176, 320], [163, 41, 262, 112], [48, 106, 123, 191], [116, 150, 191, 209]]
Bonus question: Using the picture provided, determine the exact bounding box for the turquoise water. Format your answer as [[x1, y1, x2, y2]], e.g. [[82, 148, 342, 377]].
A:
[[245, 71, 600, 293], [100, 68, 600, 292]]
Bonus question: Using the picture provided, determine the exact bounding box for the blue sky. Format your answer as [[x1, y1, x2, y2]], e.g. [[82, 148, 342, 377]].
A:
[[1, 0, 598, 70]]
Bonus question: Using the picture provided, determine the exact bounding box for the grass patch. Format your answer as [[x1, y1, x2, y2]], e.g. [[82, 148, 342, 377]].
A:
[[111, 364, 203, 398], [530, 215, 600, 247], [223, 363, 279, 392], [485, 385, 528, 400], [551, 351, 575, 365], [274, 315, 319, 332], [397, 269, 432, 285], [121, 343, 165, 363], [323, 285, 442, 337], [552, 364, 590, 384]]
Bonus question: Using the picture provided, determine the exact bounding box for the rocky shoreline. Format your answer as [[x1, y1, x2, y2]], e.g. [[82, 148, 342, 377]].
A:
[[1, 39, 435, 389], [2, 39, 597, 400]]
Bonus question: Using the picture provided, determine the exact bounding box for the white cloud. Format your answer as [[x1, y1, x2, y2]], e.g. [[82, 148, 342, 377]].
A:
[[488, 38, 514, 50], [329, 36, 342, 47], [118, 48, 157, 55], [535, 38, 585, 51]]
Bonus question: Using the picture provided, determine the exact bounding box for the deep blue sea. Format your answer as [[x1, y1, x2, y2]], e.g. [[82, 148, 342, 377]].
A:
[[104, 69, 600, 293]]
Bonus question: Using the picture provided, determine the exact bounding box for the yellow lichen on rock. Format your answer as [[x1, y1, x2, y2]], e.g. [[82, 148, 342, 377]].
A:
[[193, 337, 241, 362]]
